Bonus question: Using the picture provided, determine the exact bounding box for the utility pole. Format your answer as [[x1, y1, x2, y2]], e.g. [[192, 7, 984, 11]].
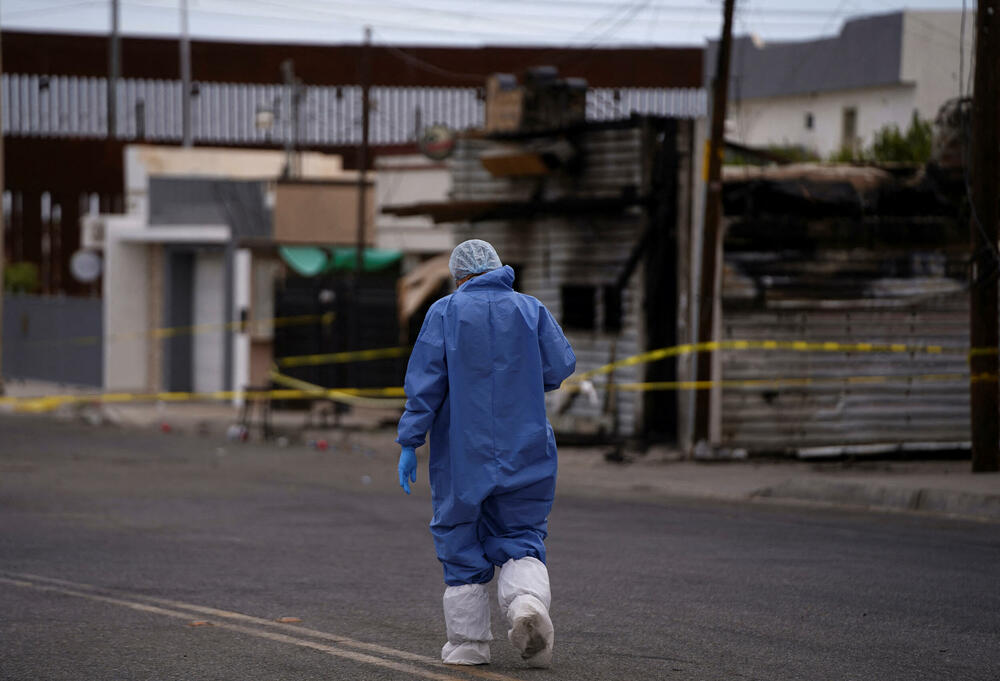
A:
[[108, 0, 120, 139], [180, 0, 192, 147], [693, 0, 736, 448], [355, 26, 372, 276], [280, 59, 302, 178], [969, 0, 1000, 473], [0, 28, 5, 395]]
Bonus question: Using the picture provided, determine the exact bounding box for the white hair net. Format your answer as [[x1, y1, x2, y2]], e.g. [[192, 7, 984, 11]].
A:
[[449, 239, 502, 281]]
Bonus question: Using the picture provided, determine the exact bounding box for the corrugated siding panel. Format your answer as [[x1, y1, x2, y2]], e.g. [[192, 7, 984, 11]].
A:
[[720, 301, 972, 451], [452, 127, 645, 202], [457, 216, 645, 437], [443, 120, 698, 440], [1, 74, 703, 144], [450, 125, 653, 436]]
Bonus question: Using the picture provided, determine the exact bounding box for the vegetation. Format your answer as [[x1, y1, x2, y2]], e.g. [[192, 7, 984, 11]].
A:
[[829, 111, 933, 164], [4, 262, 40, 293], [725, 144, 820, 166]]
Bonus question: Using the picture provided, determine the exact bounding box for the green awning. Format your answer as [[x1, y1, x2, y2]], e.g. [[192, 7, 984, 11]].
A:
[[279, 246, 403, 276]]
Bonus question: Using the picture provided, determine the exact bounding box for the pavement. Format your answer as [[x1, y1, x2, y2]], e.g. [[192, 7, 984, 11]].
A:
[[3, 415, 998, 680], [3, 377, 1000, 524]]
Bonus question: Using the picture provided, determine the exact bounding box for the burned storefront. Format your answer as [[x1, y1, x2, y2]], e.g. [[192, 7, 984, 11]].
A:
[[385, 70, 696, 444], [714, 163, 971, 456]]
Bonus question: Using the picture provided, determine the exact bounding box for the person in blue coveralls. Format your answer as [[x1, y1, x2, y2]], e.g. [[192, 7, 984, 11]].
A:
[[396, 239, 576, 668]]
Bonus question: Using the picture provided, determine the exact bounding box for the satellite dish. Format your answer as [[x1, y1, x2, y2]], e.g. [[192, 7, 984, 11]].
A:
[[419, 125, 456, 161], [70, 250, 103, 283]]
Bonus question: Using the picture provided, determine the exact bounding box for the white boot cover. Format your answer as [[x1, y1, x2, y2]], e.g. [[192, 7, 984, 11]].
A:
[[497, 557, 554, 668], [441, 584, 492, 665]]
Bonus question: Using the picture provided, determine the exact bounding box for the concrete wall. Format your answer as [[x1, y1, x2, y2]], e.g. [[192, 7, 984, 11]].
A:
[[375, 154, 455, 255], [103, 219, 152, 392]]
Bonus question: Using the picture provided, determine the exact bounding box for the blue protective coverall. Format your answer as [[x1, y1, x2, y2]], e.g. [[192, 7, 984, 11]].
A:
[[396, 265, 576, 586]]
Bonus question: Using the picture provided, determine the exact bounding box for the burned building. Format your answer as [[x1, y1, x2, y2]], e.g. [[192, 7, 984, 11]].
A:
[[387, 70, 696, 443], [715, 163, 971, 456]]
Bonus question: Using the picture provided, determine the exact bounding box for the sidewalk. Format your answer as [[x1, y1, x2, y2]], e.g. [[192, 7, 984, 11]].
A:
[[556, 448, 1000, 523], [4, 378, 999, 523]]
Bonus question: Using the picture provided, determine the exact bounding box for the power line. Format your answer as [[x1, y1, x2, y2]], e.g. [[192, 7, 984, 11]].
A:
[[2, 0, 107, 18], [373, 33, 487, 83], [116, 0, 586, 40]]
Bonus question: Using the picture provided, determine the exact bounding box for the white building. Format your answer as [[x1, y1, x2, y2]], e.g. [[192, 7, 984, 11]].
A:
[[82, 146, 360, 396], [708, 10, 973, 158]]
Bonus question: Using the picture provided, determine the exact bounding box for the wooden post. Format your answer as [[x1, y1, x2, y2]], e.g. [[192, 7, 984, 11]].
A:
[[693, 0, 736, 448], [969, 0, 1000, 473]]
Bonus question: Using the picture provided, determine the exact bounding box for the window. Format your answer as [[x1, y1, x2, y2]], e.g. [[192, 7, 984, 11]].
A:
[[602, 285, 623, 333], [804, 112, 814, 130], [561, 285, 596, 331]]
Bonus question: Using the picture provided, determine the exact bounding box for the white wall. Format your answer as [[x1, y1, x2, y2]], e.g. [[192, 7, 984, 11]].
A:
[[730, 83, 917, 158], [730, 10, 971, 160], [192, 252, 226, 394], [103, 218, 151, 392], [375, 154, 455, 255], [901, 10, 975, 119], [232, 248, 252, 403]]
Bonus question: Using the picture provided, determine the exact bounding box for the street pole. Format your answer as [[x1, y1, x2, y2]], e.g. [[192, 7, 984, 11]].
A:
[[180, 0, 192, 147], [969, 0, 1000, 473], [108, 0, 119, 139], [693, 0, 736, 448], [355, 26, 372, 276], [280, 59, 300, 179], [0, 28, 5, 395]]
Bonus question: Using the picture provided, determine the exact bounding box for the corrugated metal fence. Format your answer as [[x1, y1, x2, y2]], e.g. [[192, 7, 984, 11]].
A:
[[451, 126, 655, 437], [721, 305, 971, 452], [2, 73, 705, 144], [720, 226, 974, 454], [2, 294, 103, 387]]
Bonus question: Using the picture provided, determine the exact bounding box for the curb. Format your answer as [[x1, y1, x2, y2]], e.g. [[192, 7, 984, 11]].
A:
[[753, 479, 1000, 523]]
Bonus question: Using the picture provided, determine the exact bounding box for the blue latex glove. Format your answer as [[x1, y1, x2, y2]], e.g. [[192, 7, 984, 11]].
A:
[[398, 446, 417, 494]]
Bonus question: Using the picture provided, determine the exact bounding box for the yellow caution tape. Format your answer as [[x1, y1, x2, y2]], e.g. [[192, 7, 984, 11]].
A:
[[4, 336, 997, 413], [35, 312, 335, 347], [268, 370, 407, 407], [275, 346, 411, 368], [605, 372, 999, 392], [0, 383, 407, 413], [571, 339, 997, 383], [3, 368, 997, 414]]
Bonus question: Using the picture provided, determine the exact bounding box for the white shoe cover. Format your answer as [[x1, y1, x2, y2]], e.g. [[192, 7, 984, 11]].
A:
[[498, 557, 554, 668], [441, 640, 490, 665], [441, 584, 492, 665]]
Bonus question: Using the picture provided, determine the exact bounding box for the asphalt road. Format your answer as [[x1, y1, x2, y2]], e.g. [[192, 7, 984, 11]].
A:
[[1, 415, 998, 680]]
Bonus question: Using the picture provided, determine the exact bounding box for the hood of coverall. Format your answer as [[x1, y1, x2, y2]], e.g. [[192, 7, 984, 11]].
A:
[[458, 265, 515, 291]]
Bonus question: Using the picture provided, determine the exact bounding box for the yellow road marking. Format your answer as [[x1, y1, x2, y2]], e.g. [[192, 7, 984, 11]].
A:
[[2, 573, 525, 681]]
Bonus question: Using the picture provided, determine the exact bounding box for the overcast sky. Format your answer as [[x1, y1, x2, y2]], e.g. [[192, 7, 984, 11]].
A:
[[1, 0, 972, 47]]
